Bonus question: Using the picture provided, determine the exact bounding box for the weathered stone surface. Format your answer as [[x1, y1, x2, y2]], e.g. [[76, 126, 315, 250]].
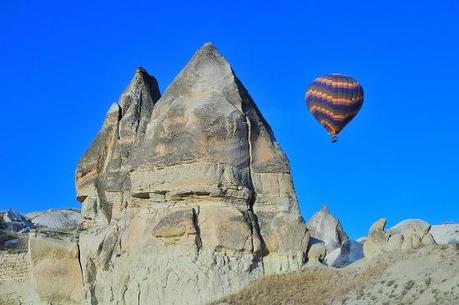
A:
[[306, 205, 348, 252], [258, 211, 309, 272], [29, 234, 83, 305], [152, 209, 197, 240], [78, 206, 263, 305], [75, 43, 309, 305]]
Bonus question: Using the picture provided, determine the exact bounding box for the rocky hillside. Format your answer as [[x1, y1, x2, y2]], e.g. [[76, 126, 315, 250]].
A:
[[214, 216, 459, 305], [213, 213, 459, 305], [212, 244, 459, 305]]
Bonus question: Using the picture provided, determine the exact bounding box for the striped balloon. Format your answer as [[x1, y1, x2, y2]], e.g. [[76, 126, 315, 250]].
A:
[[306, 74, 364, 143]]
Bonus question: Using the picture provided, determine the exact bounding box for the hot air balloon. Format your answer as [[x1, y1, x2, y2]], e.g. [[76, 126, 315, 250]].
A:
[[306, 74, 364, 143]]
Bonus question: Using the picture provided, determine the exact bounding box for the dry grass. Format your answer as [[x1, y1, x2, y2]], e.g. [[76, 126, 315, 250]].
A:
[[212, 245, 459, 305], [212, 258, 390, 305]]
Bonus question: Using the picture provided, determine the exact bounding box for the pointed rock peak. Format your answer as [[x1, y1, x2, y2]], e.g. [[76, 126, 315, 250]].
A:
[[125, 67, 159, 93], [195, 42, 220, 56], [136, 66, 148, 74], [307, 205, 349, 251], [118, 67, 161, 114], [187, 42, 227, 69], [76, 67, 161, 202], [154, 42, 240, 113], [202, 41, 215, 48], [133, 66, 157, 84], [369, 218, 387, 234]]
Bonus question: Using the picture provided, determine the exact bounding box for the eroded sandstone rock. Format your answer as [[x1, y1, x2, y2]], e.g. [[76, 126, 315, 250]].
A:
[[76, 67, 161, 229], [76, 43, 309, 305], [29, 234, 83, 305], [306, 205, 348, 252]]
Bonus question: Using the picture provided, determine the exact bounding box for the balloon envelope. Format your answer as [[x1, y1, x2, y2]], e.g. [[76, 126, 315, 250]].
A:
[[306, 74, 364, 140]]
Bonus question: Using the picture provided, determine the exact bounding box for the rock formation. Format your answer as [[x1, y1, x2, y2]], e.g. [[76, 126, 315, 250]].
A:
[[306, 205, 348, 252], [363, 218, 436, 259], [75, 43, 309, 305], [306, 206, 363, 268]]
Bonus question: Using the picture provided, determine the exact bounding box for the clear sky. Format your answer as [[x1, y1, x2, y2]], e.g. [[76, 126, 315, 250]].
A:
[[1, 0, 458, 238]]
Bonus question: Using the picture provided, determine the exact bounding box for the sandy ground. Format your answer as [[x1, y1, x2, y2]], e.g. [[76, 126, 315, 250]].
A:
[[212, 244, 459, 305]]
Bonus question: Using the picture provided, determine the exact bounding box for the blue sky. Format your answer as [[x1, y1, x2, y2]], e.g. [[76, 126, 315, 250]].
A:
[[1, 0, 458, 238]]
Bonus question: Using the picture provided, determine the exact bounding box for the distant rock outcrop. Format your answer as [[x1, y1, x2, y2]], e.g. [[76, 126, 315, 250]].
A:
[[1, 209, 34, 233], [306, 205, 363, 268], [26, 209, 80, 231], [74, 43, 309, 305], [363, 218, 436, 259], [306, 205, 348, 252]]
